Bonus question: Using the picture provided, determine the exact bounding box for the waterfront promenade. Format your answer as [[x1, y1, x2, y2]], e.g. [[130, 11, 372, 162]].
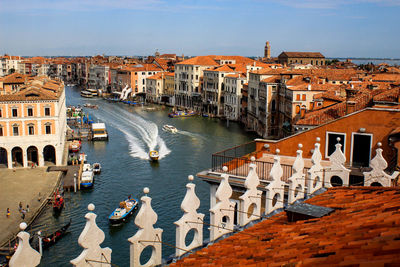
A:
[[0, 168, 61, 246]]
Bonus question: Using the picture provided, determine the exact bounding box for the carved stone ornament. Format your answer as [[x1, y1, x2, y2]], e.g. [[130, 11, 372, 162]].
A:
[[239, 157, 262, 226], [364, 143, 392, 187], [174, 175, 205, 257], [128, 188, 163, 267], [307, 138, 324, 195], [9, 222, 41, 267], [288, 144, 305, 204], [209, 166, 235, 242], [70, 204, 112, 267], [325, 138, 350, 187], [265, 150, 285, 214]]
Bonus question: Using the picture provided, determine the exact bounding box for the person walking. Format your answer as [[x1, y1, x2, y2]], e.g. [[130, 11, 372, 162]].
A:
[[6, 208, 10, 218], [21, 208, 26, 219], [26, 204, 30, 212], [18, 202, 22, 212]]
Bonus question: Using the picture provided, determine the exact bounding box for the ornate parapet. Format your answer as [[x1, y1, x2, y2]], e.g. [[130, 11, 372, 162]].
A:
[[174, 175, 205, 257], [364, 143, 393, 187], [209, 166, 235, 242], [288, 144, 305, 204], [307, 138, 324, 195], [70, 204, 112, 267], [265, 150, 285, 214], [325, 138, 350, 187], [128, 188, 163, 267], [9, 222, 41, 267], [239, 157, 262, 226]]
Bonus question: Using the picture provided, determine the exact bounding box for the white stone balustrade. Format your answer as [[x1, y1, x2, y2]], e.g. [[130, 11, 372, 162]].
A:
[[265, 149, 285, 214], [70, 204, 112, 267], [209, 166, 235, 242], [288, 144, 305, 204], [9, 222, 41, 267], [239, 157, 262, 226], [307, 138, 324, 195], [128, 188, 163, 267], [174, 175, 205, 257], [325, 138, 350, 187], [363, 143, 394, 187]]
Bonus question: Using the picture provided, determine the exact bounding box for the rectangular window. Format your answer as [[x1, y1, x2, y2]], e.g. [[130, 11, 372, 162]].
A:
[[28, 125, 34, 135], [302, 94, 306, 101], [45, 125, 51, 134], [0, 109, 2, 117], [0, 127, 3, 136], [12, 108, 18, 117], [326, 132, 345, 157], [28, 108, 33, 117], [13, 126, 19, 136], [296, 94, 300, 101], [45, 107, 50, 116]]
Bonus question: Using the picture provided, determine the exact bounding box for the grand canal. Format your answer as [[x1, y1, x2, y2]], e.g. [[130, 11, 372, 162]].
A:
[[30, 86, 256, 266]]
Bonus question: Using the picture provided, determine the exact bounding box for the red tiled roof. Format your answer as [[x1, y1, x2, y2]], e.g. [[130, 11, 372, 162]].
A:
[[373, 87, 400, 103], [171, 187, 400, 267], [176, 56, 218, 66], [279, 51, 325, 58], [1, 72, 28, 84]]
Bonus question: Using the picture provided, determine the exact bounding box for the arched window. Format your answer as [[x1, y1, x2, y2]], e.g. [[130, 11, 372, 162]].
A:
[[45, 122, 52, 134]]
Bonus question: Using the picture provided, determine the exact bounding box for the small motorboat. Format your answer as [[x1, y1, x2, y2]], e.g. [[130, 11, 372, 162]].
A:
[[81, 90, 94, 98], [69, 140, 81, 153], [162, 125, 178, 133], [80, 164, 94, 188], [83, 103, 98, 109], [149, 150, 159, 161], [109, 198, 138, 224], [86, 88, 98, 96], [92, 163, 101, 174], [168, 110, 196, 118], [53, 191, 64, 212]]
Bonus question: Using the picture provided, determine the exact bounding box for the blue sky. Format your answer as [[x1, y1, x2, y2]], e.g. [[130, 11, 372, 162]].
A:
[[0, 0, 399, 57]]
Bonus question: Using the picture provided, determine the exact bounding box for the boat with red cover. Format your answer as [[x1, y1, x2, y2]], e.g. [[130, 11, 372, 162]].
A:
[[53, 191, 64, 212]]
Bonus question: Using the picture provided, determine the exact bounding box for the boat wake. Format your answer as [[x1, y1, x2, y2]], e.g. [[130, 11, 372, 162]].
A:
[[177, 130, 206, 141], [96, 105, 171, 160]]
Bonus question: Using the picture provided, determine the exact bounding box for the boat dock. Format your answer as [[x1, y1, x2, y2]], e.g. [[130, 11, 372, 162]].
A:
[[47, 164, 83, 192]]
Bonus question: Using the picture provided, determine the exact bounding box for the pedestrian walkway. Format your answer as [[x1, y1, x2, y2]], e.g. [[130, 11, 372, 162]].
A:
[[0, 168, 61, 246]]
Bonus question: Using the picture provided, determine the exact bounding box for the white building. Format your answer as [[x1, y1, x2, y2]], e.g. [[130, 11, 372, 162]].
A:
[[223, 74, 246, 121]]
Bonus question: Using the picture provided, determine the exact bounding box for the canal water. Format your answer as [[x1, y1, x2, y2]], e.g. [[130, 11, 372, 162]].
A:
[[29, 86, 256, 266]]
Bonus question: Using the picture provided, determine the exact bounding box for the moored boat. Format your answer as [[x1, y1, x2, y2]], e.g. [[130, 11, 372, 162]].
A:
[[83, 103, 98, 109], [108, 198, 138, 224], [168, 110, 196, 118], [86, 88, 98, 96], [81, 90, 94, 98], [68, 140, 81, 153], [80, 164, 94, 188], [92, 163, 101, 174], [149, 150, 159, 161], [53, 191, 64, 212], [32, 220, 71, 250], [162, 124, 178, 133]]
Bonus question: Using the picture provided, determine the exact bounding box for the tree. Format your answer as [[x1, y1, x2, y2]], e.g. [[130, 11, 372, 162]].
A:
[[8, 68, 15, 74]]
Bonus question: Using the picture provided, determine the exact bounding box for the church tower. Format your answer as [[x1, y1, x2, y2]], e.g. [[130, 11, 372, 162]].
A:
[[264, 41, 271, 59]]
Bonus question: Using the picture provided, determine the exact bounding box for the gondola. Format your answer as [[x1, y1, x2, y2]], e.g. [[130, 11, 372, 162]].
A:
[[31, 220, 71, 250], [53, 190, 64, 212]]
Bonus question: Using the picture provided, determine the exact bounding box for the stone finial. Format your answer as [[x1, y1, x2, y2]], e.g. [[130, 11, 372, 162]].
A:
[[9, 222, 41, 267], [209, 169, 235, 241], [288, 144, 305, 204], [325, 140, 350, 187], [128, 188, 163, 267], [364, 145, 393, 187], [307, 140, 324, 195], [265, 154, 285, 214], [239, 158, 262, 226], [70, 204, 112, 267], [174, 175, 205, 257]]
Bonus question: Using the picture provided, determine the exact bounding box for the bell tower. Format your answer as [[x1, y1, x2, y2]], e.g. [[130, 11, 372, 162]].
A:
[[264, 41, 271, 59]]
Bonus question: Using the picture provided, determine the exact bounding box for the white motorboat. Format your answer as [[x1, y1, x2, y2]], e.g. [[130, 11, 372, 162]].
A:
[[162, 125, 178, 133], [81, 164, 94, 188], [93, 163, 101, 174], [81, 90, 93, 98]]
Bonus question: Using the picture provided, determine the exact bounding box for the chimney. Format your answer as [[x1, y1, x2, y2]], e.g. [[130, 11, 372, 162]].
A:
[[308, 84, 311, 91]]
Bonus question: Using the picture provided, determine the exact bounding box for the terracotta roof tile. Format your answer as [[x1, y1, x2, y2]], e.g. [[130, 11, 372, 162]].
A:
[[171, 187, 400, 267], [176, 56, 218, 66]]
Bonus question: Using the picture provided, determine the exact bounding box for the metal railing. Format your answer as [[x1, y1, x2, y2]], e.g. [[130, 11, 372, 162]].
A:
[[212, 142, 309, 182]]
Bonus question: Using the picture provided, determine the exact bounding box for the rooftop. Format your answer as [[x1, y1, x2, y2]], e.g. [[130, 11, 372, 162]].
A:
[[171, 186, 400, 266]]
